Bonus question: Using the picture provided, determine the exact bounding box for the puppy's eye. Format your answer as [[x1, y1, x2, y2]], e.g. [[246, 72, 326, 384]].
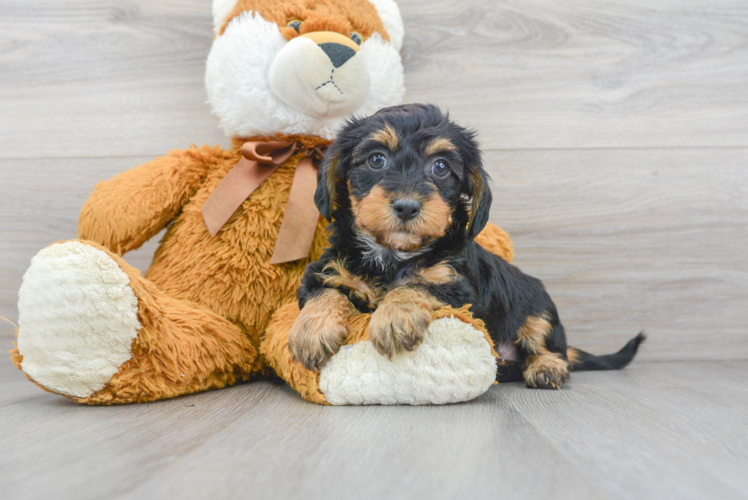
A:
[[432, 160, 450, 178], [287, 20, 302, 32], [350, 32, 363, 45], [368, 153, 387, 170]]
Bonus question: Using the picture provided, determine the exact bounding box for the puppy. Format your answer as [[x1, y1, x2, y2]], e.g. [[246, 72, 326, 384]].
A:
[[289, 103, 644, 389]]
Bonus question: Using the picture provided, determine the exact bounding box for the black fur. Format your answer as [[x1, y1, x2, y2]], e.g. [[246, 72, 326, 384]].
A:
[[300, 103, 644, 386]]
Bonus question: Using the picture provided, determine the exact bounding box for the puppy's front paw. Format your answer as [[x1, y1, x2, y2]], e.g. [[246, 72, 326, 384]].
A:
[[369, 300, 432, 359], [288, 290, 353, 371], [288, 319, 347, 372]]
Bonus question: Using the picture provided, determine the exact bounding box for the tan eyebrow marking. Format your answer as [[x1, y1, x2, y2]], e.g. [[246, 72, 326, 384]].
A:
[[425, 137, 456, 156], [369, 123, 399, 151]]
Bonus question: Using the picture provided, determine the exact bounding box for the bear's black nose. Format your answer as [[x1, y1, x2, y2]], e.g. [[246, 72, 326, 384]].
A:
[[319, 43, 356, 68], [392, 198, 422, 222]]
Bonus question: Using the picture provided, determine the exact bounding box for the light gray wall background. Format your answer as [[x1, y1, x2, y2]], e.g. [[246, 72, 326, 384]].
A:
[[1, 0, 747, 361]]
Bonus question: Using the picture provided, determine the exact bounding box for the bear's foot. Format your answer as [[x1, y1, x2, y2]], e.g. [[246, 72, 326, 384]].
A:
[[320, 316, 497, 405], [16, 241, 140, 398], [14, 240, 260, 404], [263, 304, 499, 405]]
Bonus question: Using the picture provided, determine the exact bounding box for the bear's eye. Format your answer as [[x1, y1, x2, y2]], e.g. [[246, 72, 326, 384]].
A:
[[431, 160, 450, 178], [287, 20, 302, 33], [368, 153, 387, 170], [350, 32, 363, 45]]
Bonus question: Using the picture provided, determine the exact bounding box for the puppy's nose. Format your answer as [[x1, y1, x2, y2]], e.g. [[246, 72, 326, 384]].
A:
[[319, 43, 356, 68], [392, 198, 422, 222]]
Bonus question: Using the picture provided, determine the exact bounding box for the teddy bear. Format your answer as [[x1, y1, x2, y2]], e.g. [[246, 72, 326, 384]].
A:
[[11, 0, 515, 405]]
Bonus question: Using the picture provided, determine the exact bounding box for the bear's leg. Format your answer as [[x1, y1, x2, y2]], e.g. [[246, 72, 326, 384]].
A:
[[12, 240, 259, 405], [263, 303, 499, 405]]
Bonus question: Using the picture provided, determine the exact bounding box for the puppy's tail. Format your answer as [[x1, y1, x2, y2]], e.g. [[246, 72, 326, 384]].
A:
[[567, 332, 646, 371]]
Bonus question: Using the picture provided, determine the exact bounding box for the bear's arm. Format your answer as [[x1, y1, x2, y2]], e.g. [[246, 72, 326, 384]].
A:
[[475, 223, 515, 263], [78, 145, 223, 255]]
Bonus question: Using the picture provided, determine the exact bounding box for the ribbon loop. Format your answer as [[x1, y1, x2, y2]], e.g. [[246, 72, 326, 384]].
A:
[[241, 141, 296, 165], [201, 140, 328, 264]]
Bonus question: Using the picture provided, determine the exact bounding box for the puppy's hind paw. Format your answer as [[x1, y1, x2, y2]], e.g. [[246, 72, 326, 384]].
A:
[[524, 353, 570, 390]]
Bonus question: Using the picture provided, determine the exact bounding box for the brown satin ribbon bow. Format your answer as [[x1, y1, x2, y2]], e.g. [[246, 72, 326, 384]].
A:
[[201, 140, 328, 264]]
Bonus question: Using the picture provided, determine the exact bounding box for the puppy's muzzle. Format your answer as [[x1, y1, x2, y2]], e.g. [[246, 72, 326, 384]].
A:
[[392, 198, 422, 222]]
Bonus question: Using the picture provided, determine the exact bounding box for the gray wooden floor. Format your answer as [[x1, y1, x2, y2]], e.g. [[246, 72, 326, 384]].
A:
[[2, 360, 747, 500], [1, 0, 747, 498]]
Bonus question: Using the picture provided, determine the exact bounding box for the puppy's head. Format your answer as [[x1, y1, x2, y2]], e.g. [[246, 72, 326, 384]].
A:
[[316, 104, 492, 251]]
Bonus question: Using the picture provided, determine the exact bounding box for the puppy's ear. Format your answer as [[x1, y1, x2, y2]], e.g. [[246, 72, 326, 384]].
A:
[[467, 166, 492, 238], [314, 151, 339, 221], [452, 123, 491, 237], [315, 116, 365, 220]]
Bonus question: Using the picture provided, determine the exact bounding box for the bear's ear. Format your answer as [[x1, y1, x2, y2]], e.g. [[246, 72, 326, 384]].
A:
[[368, 0, 404, 51], [213, 0, 238, 35]]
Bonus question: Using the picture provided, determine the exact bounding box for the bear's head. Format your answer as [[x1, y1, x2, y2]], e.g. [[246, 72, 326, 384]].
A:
[[207, 0, 405, 140]]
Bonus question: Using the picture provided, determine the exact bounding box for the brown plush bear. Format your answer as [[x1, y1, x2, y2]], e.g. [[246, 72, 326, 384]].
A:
[[11, 0, 514, 405]]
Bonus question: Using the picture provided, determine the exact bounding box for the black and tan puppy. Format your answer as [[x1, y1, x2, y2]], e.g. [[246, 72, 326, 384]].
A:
[[289, 103, 644, 389]]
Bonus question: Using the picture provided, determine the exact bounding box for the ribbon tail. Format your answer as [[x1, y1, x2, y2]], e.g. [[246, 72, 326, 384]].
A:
[[201, 158, 279, 237], [270, 157, 321, 264]]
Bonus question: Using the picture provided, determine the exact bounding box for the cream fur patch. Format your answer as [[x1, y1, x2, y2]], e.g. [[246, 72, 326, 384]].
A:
[[212, 0, 238, 34], [319, 317, 497, 405], [369, 0, 404, 51], [17, 242, 140, 398]]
